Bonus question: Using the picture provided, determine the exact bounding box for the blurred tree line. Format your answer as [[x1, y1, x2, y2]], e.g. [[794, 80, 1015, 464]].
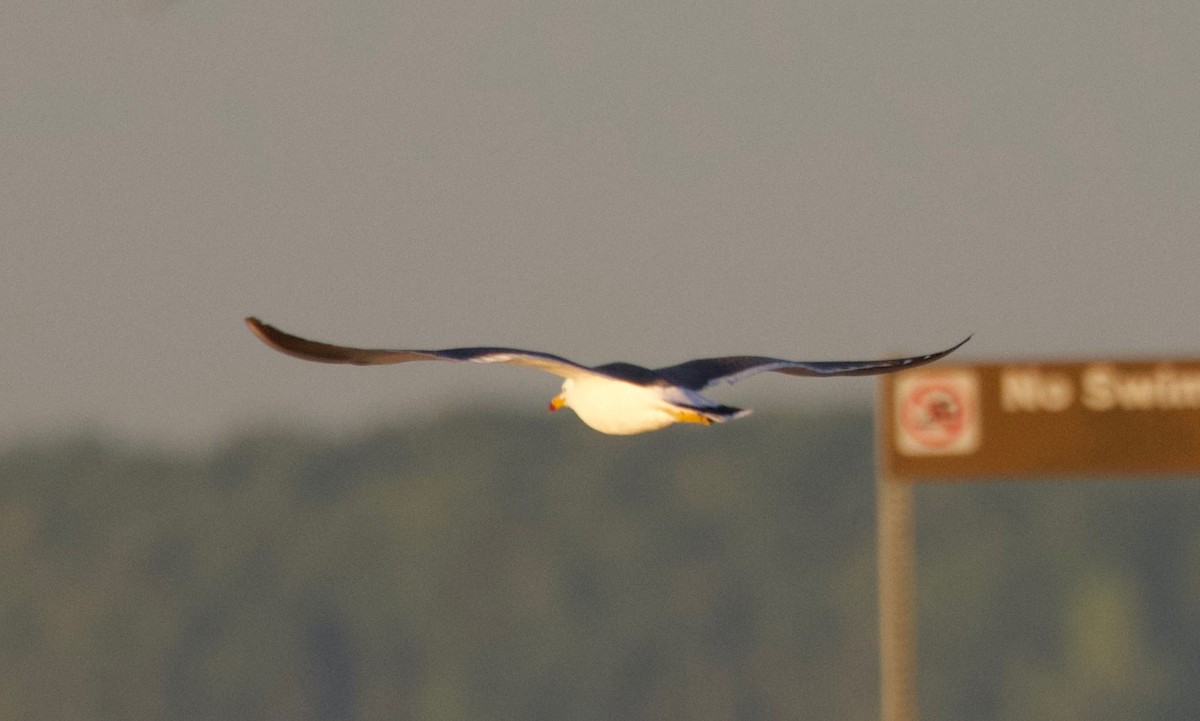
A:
[[0, 409, 1197, 720]]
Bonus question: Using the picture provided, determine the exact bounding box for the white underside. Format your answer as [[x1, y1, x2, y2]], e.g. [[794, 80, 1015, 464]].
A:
[[560, 375, 743, 435]]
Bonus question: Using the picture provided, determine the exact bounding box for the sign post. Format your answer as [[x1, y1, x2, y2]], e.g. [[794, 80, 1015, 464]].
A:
[[875, 467, 916, 721], [875, 358, 1200, 721]]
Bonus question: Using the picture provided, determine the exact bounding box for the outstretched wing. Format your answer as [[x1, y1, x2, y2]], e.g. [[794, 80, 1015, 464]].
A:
[[654, 336, 971, 391], [245, 317, 594, 379]]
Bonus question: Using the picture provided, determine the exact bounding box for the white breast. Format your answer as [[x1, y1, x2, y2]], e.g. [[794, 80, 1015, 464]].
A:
[[562, 376, 678, 435]]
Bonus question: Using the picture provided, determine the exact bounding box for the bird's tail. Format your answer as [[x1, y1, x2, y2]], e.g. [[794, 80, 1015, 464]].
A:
[[669, 402, 752, 426]]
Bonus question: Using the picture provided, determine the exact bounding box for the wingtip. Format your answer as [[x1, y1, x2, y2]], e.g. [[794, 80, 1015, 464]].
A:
[[938, 334, 972, 359], [244, 316, 269, 342], [244, 317, 288, 353]]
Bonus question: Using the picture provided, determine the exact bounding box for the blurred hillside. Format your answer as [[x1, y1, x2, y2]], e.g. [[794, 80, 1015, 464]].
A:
[[1, 409, 1197, 720]]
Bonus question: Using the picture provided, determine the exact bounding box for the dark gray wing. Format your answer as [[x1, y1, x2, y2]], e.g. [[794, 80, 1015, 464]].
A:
[[655, 336, 971, 391], [245, 317, 595, 379]]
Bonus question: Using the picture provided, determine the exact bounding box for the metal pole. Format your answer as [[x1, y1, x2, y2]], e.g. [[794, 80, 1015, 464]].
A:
[[877, 378, 918, 721]]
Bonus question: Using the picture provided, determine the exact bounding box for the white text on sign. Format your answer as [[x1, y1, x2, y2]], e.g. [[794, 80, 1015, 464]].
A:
[[1001, 365, 1200, 413]]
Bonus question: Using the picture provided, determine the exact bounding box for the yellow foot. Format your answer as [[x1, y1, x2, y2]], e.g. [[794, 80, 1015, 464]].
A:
[[667, 408, 714, 425]]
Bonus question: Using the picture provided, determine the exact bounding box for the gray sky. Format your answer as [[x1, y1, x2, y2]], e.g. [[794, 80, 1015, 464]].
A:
[[3, 0, 1198, 450]]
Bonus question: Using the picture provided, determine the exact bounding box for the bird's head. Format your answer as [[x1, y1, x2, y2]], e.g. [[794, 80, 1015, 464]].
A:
[[548, 378, 573, 412]]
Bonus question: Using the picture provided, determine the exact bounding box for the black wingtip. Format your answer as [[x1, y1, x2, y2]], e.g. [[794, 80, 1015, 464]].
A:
[[245, 316, 282, 349], [925, 334, 972, 362], [245, 316, 267, 339], [244, 316, 332, 361]]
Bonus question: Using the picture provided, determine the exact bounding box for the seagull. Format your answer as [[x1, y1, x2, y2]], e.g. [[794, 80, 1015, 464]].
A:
[[246, 317, 969, 436]]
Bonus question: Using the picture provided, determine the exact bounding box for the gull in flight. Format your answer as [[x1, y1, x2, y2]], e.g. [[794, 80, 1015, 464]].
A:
[[246, 317, 968, 436]]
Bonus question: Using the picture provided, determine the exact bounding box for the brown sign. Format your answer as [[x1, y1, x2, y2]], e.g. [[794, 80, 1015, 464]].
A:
[[878, 360, 1200, 480]]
